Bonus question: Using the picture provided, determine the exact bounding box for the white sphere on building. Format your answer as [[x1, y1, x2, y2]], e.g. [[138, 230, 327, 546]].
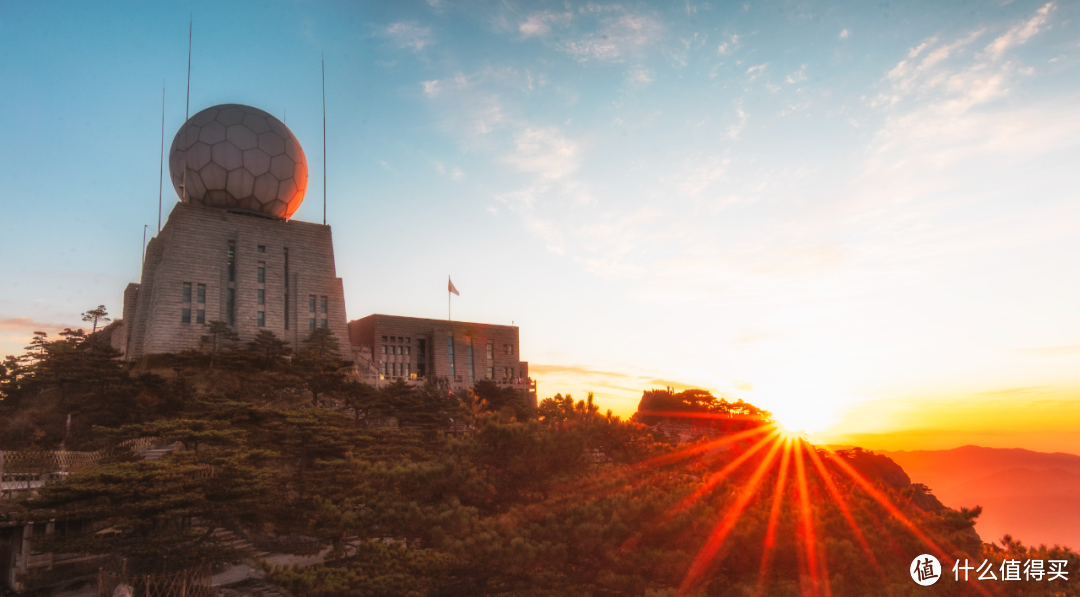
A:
[[168, 104, 308, 220]]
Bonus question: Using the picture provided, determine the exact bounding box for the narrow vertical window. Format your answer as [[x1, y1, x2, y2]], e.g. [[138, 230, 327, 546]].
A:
[[404, 363, 410, 378], [226, 288, 235, 326], [257, 245, 266, 253], [381, 345, 387, 354], [487, 366, 494, 379], [309, 318, 316, 332], [257, 289, 265, 305], [181, 308, 191, 324], [447, 336, 455, 378], [196, 284, 205, 304], [182, 283, 191, 303], [227, 243, 235, 282], [405, 346, 410, 356], [486, 342, 493, 360], [466, 337, 475, 383], [321, 319, 327, 329], [320, 297, 327, 313], [257, 311, 265, 327], [418, 339, 426, 357], [257, 265, 265, 284], [309, 296, 316, 312], [196, 309, 205, 324], [381, 362, 387, 376]]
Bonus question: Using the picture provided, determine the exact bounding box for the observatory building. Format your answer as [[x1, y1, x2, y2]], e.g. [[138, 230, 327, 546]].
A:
[[123, 104, 349, 358]]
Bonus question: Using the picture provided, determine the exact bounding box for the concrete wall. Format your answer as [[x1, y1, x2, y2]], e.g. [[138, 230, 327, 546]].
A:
[[125, 202, 348, 358]]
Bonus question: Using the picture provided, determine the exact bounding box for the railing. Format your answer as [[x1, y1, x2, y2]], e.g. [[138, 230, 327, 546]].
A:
[[98, 563, 213, 597]]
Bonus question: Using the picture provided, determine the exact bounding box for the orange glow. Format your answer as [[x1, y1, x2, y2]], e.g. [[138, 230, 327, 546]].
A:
[[755, 437, 792, 597], [678, 433, 785, 596]]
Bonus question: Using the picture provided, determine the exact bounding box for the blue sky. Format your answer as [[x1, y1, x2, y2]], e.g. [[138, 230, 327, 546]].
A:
[[2, 1, 1079, 451]]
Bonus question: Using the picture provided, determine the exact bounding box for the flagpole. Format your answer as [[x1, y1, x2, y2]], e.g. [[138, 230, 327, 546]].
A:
[[448, 276, 451, 321]]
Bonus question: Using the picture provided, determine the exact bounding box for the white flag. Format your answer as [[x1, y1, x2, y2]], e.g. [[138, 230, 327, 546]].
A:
[[448, 277, 459, 296]]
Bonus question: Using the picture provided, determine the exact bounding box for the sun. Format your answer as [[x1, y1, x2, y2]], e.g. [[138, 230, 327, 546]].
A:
[[769, 402, 841, 436]]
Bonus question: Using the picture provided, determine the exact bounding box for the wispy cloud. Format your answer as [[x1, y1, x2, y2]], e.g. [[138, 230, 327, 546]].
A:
[[562, 12, 664, 62], [519, 11, 572, 37], [984, 2, 1055, 60], [1011, 346, 1080, 357], [786, 64, 807, 83], [502, 127, 579, 179], [0, 317, 75, 334], [717, 33, 740, 55], [382, 22, 433, 52]]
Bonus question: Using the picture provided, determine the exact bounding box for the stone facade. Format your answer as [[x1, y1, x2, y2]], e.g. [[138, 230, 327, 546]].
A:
[[123, 202, 348, 358], [348, 314, 531, 394]]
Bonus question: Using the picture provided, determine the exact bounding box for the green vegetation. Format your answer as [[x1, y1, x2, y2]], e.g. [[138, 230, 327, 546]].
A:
[[1, 319, 1077, 595]]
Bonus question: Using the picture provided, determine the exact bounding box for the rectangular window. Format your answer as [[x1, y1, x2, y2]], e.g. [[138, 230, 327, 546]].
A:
[[418, 339, 426, 357], [382, 336, 387, 342], [257, 311, 265, 327], [405, 346, 410, 356], [381, 345, 387, 354], [309, 318, 316, 331], [406, 337, 411, 344], [487, 367, 494, 379], [257, 245, 266, 253], [486, 342, 493, 360], [196, 284, 205, 304], [417, 363, 426, 377], [257, 289, 265, 305], [284, 294, 289, 330], [309, 296, 316, 312], [466, 337, 475, 383], [181, 308, 191, 323], [393, 363, 400, 376], [182, 283, 191, 303], [404, 363, 411, 378], [196, 309, 205, 324], [395, 346, 401, 355], [381, 362, 387, 375], [227, 243, 235, 282], [509, 345, 514, 356], [321, 319, 327, 329], [257, 265, 265, 284], [320, 297, 327, 313], [227, 288, 235, 326], [447, 336, 455, 378]]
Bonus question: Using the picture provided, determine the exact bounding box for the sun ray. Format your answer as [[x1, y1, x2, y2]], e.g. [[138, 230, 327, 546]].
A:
[[755, 436, 793, 597], [677, 432, 786, 596], [802, 444, 888, 584], [539, 424, 776, 518], [669, 428, 782, 516], [793, 439, 830, 597]]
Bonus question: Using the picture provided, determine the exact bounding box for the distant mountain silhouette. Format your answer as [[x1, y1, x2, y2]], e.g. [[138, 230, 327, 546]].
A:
[[876, 445, 1080, 548]]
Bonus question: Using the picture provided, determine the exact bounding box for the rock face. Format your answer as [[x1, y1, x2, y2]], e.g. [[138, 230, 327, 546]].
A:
[[169, 104, 308, 220]]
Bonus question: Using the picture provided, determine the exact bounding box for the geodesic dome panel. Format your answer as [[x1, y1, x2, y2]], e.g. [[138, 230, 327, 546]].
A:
[[169, 104, 308, 220]]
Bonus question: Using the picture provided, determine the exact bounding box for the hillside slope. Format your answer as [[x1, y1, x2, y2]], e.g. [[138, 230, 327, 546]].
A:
[[881, 446, 1080, 547]]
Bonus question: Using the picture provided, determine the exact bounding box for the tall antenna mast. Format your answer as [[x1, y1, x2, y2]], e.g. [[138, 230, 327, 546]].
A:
[[142, 225, 148, 265], [183, 15, 192, 203], [322, 53, 327, 226], [185, 15, 192, 123], [158, 82, 165, 232]]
